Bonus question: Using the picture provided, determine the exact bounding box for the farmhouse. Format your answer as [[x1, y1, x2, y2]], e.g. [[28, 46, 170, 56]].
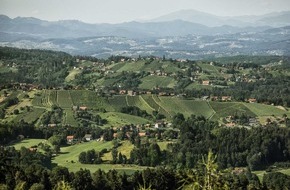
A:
[[138, 132, 147, 137], [72, 106, 78, 111], [225, 122, 236, 127], [128, 90, 136, 96], [79, 106, 88, 111], [248, 98, 257, 103], [202, 80, 210, 85], [48, 124, 57, 128], [67, 135, 75, 144], [119, 90, 127, 95], [84, 134, 93, 141], [222, 96, 232, 101]]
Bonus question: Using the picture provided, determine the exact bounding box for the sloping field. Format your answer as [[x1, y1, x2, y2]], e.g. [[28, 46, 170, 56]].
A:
[[108, 96, 128, 111], [57, 90, 73, 108], [159, 97, 215, 118], [63, 108, 78, 127], [48, 90, 58, 106], [210, 102, 256, 120], [139, 75, 177, 89], [12, 139, 48, 150], [102, 140, 134, 161], [69, 90, 113, 111], [115, 61, 145, 72], [54, 141, 113, 164], [140, 95, 170, 118], [51, 140, 147, 173], [140, 60, 164, 71], [65, 69, 81, 82], [197, 63, 223, 77], [14, 108, 46, 124], [99, 112, 151, 127], [243, 102, 290, 117], [126, 95, 155, 114]]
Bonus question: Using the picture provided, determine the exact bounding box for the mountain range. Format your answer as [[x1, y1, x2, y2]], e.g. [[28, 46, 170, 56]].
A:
[[0, 9, 289, 59]]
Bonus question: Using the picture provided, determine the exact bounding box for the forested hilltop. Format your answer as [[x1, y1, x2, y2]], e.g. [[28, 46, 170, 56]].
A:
[[1, 47, 290, 189]]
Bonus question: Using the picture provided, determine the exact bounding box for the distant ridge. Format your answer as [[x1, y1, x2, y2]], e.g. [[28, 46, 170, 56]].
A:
[[150, 9, 290, 27]]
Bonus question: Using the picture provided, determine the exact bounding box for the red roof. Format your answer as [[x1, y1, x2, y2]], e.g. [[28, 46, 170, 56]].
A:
[[67, 135, 74, 139]]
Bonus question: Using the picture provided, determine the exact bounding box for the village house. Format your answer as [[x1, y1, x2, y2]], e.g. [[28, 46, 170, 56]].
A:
[[222, 96, 232, 101], [158, 92, 168, 96], [225, 122, 236, 127], [138, 132, 147, 137], [72, 106, 78, 111], [29, 147, 37, 152], [119, 90, 127, 95], [84, 134, 93, 141], [128, 90, 136, 96], [248, 98, 257, 103], [202, 80, 210, 85], [79, 106, 88, 111], [66, 135, 75, 144], [48, 124, 57, 128], [211, 96, 219, 101]]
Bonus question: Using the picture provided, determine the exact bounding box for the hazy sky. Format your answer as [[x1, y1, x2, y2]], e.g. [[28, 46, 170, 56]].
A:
[[1, 0, 290, 23]]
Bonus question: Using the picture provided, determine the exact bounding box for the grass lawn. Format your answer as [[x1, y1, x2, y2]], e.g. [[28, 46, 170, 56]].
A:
[[139, 75, 177, 89], [127, 95, 155, 114], [157, 141, 175, 151], [63, 108, 78, 127], [12, 139, 48, 150], [254, 168, 290, 182], [65, 69, 81, 82], [210, 101, 256, 120], [99, 112, 151, 127], [102, 140, 134, 161], [159, 97, 214, 118], [14, 107, 46, 123], [116, 61, 145, 72], [52, 140, 146, 173], [243, 102, 290, 117], [57, 90, 73, 108]]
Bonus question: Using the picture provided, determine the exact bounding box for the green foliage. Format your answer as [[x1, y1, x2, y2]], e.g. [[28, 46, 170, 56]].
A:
[[263, 172, 290, 189]]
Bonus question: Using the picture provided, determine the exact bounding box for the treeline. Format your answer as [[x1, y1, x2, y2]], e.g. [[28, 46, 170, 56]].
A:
[[0, 47, 75, 87], [1, 146, 290, 189], [120, 106, 152, 120], [77, 114, 290, 172], [168, 114, 290, 170]]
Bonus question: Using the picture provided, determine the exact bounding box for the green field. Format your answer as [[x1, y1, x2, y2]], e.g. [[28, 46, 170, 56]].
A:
[[62, 108, 78, 126], [115, 61, 145, 72], [159, 97, 215, 118], [210, 102, 256, 120], [12, 139, 48, 150], [243, 103, 289, 117], [99, 112, 151, 127], [57, 90, 73, 108], [103, 140, 134, 161], [69, 90, 113, 111], [14, 107, 46, 124], [108, 96, 128, 111], [52, 140, 146, 173], [254, 168, 290, 182], [139, 75, 177, 89], [127, 95, 155, 114], [141, 95, 170, 118]]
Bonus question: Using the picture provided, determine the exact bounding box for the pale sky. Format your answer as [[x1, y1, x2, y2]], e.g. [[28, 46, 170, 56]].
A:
[[0, 0, 290, 23]]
